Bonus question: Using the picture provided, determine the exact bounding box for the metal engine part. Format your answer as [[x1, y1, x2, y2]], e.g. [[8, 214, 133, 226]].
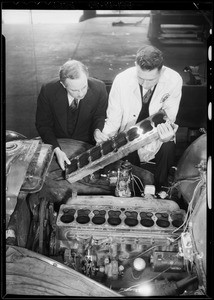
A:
[[65, 111, 168, 183], [150, 251, 185, 272], [50, 196, 186, 280], [174, 133, 207, 291], [6, 130, 27, 142], [6, 138, 53, 227], [174, 133, 206, 204]]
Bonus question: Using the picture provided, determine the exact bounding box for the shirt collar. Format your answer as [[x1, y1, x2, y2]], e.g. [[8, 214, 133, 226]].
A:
[[60, 82, 79, 106]]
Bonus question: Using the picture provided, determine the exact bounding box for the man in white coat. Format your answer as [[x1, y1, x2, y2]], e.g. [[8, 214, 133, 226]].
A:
[[94, 45, 183, 192]]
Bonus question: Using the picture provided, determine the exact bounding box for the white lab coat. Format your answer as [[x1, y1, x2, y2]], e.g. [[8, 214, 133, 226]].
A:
[[102, 66, 183, 162]]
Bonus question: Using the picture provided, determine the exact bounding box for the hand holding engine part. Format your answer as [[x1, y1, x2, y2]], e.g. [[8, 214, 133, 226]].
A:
[[157, 121, 178, 143], [94, 128, 109, 143], [54, 147, 71, 170]]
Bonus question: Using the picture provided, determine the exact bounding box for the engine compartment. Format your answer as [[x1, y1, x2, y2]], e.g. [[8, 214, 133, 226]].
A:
[[5, 133, 208, 297], [28, 190, 204, 297], [52, 196, 188, 295]]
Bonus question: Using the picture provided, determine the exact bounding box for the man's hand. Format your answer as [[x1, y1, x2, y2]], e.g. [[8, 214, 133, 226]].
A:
[[54, 147, 71, 170], [94, 129, 109, 143], [157, 122, 178, 143]]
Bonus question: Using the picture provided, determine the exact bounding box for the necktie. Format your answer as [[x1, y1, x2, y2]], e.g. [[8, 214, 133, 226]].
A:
[[69, 99, 78, 112], [142, 89, 152, 104]]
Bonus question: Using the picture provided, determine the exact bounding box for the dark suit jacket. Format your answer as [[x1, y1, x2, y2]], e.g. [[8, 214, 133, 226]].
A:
[[35, 77, 108, 149]]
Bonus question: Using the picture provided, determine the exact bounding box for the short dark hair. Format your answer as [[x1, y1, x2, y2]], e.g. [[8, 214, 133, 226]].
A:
[[59, 60, 89, 83], [136, 45, 163, 71]]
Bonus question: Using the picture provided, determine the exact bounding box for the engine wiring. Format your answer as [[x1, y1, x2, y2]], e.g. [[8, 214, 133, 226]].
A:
[[172, 177, 204, 234], [136, 245, 160, 257], [168, 175, 201, 198], [187, 215, 207, 290], [131, 173, 145, 196], [183, 180, 205, 233]]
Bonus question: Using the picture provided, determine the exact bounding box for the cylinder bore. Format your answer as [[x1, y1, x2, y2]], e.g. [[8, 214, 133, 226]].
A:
[[92, 210, 106, 225], [76, 209, 90, 224], [76, 215, 90, 224], [125, 218, 138, 226], [60, 209, 76, 224], [60, 214, 74, 223], [171, 213, 184, 228], [124, 211, 138, 227], [155, 213, 170, 228], [140, 212, 154, 227], [107, 210, 121, 226], [92, 216, 106, 225]]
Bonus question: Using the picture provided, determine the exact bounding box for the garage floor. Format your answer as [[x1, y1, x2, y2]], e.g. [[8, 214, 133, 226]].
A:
[[3, 11, 208, 160]]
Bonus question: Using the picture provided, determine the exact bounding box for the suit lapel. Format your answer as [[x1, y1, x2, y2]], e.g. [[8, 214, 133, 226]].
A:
[[148, 67, 169, 114], [149, 84, 162, 114], [75, 86, 94, 128], [54, 85, 69, 134], [130, 81, 143, 115], [53, 80, 95, 136]]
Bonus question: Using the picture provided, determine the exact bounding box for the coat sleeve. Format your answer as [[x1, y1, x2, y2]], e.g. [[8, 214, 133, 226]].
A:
[[35, 85, 60, 149], [92, 81, 108, 132], [102, 76, 124, 137]]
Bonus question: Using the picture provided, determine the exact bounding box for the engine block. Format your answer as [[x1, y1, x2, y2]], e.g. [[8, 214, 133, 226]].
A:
[[55, 196, 185, 247], [51, 196, 187, 282]]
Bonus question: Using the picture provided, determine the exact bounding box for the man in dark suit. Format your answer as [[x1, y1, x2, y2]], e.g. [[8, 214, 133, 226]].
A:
[[36, 60, 108, 170]]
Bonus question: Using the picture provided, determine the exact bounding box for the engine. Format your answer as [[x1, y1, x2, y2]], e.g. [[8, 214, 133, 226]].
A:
[[47, 195, 198, 295]]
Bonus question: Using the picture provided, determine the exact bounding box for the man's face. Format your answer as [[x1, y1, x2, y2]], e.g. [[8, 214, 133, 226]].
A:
[[136, 64, 161, 90], [64, 73, 88, 100]]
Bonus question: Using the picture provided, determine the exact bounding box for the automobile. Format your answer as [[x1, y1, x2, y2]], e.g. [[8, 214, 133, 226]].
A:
[[5, 112, 208, 297]]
